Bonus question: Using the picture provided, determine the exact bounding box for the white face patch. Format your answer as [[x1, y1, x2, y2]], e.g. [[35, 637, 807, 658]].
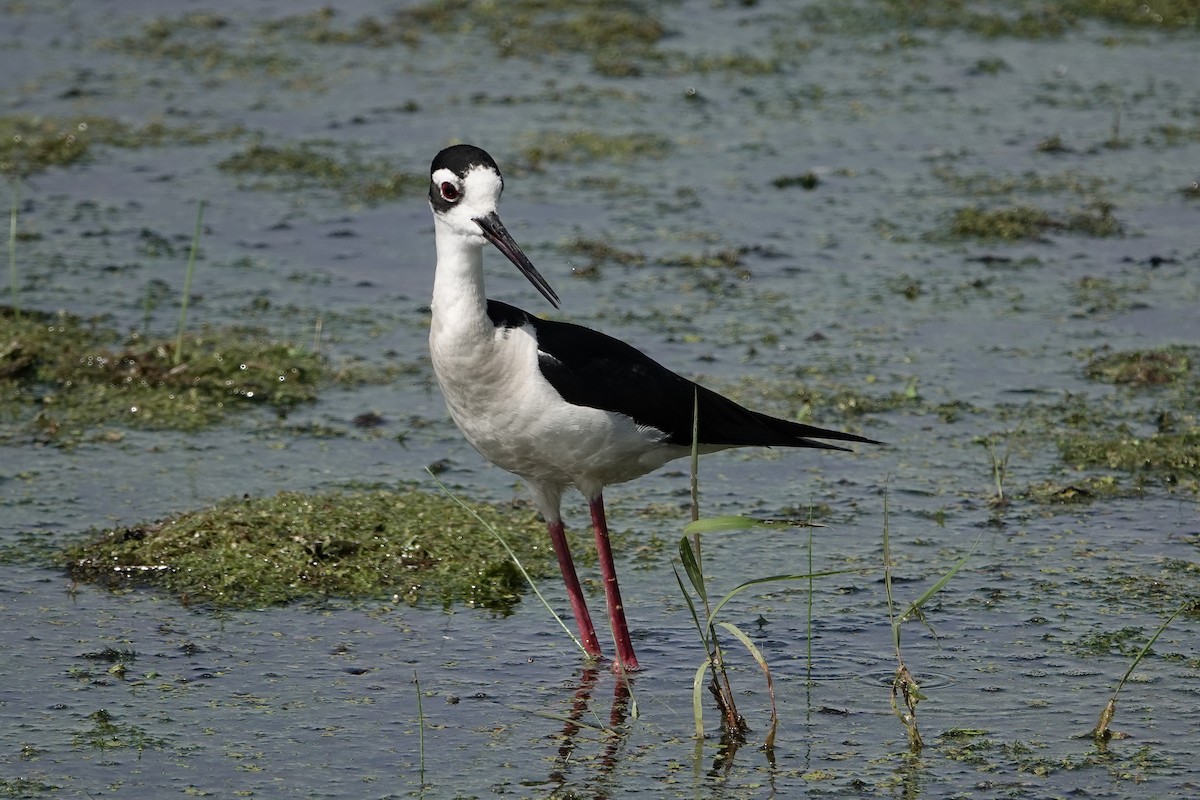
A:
[[460, 164, 503, 208], [430, 164, 505, 239]]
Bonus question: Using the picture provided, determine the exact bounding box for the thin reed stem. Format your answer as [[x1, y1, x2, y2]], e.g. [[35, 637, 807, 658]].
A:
[[1092, 601, 1190, 741], [7, 181, 18, 319], [687, 390, 742, 735], [174, 200, 205, 366], [413, 670, 425, 786], [426, 469, 588, 657], [806, 521, 814, 678]]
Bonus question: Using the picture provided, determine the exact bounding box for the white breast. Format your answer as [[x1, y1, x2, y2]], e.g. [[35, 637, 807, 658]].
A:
[[430, 321, 678, 495]]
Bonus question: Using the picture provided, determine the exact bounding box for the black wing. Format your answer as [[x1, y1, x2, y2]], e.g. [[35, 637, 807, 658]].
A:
[[487, 300, 880, 450]]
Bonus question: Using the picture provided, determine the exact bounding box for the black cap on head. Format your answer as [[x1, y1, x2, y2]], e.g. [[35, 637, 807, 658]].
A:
[[430, 144, 501, 180], [429, 144, 503, 212]]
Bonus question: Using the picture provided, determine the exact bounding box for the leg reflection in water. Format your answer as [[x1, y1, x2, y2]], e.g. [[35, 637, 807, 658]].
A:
[[547, 668, 632, 793]]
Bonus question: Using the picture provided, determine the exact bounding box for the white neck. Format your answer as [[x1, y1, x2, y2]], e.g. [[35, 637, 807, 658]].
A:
[[430, 216, 491, 342]]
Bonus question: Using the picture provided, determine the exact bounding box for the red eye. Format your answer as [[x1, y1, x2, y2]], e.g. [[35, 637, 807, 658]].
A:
[[440, 182, 460, 201]]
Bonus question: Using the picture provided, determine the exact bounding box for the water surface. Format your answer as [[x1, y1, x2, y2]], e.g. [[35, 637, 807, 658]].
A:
[[2, 1, 1198, 797]]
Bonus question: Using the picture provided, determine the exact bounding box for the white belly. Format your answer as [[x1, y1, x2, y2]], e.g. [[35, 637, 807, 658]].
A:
[[430, 322, 679, 492]]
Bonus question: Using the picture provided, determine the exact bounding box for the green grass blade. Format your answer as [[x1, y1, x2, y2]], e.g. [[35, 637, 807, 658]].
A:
[[683, 515, 823, 536], [882, 481, 900, 651], [716, 621, 768, 677], [427, 469, 588, 657], [610, 640, 640, 720], [7, 181, 18, 319], [672, 563, 707, 645], [677, 536, 708, 604], [705, 568, 857, 631], [1094, 598, 1192, 743], [716, 621, 778, 748], [413, 670, 425, 787], [898, 534, 981, 627], [508, 704, 612, 733], [173, 200, 205, 366], [1114, 602, 1186, 691], [806, 523, 814, 675], [691, 658, 709, 739]]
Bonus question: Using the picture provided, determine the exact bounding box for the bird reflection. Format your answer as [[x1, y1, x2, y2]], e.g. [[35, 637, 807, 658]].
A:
[[546, 668, 631, 797]]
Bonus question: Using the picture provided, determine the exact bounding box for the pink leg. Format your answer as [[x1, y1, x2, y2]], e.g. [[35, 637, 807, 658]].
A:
[[587, 494, 640, 672], [546, 519, 603, 659]]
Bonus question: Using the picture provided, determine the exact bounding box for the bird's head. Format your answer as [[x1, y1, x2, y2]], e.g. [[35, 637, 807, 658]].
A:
[[429, 144, 560, 309]]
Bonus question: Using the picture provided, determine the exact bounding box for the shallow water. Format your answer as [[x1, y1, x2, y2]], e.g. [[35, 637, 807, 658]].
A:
[[2, 1, 1199, 797]]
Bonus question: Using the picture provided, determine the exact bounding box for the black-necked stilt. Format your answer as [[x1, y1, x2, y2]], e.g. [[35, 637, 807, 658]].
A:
[[427, 144, 879, 672]]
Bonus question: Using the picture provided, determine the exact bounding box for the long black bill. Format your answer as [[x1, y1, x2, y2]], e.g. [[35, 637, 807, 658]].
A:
[[474, 212, 561, 309]]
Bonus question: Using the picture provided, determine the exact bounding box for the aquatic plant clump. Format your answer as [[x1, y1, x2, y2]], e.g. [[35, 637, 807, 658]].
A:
[[217, 142, 425, 203], [0, 114, 237, 180], [1084, 347, 1193, 387], [0, 307, 325, 437], [946, 202, 1122, 241], [1051, 345, 1200, 489], [65, 488, 554, 610], [1059, 430, 1200, 487], [519, 131, 673, 167], [0, 117, 91, 179]]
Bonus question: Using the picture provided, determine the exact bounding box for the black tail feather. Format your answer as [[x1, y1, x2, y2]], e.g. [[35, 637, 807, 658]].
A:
[[687, 383, 883, 450]]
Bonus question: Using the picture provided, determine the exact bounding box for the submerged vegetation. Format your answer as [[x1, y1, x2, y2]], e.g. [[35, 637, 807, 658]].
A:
[[946, 202, 1122, 241], [1059, 430, 1200, 485], [217, 142, 425, 203], [1, 0, 1197, 792], [241, 0, 1200, 86], [261, 6, 422, 48], [1038, 346, 1200, 491], [0, 115, 238, 180], [932, 166, 1109, 199], [0, 117, 91, 179], [559, 236, 647, 279], [800, 0, 1200, 38], [518, 130, 673, 167], [100, 12, 299, 75], [66, 487, 553, 609], [1022, 475, 1139, 506], [722, 371, 919, 422], [1084, 346, 1193, 387]]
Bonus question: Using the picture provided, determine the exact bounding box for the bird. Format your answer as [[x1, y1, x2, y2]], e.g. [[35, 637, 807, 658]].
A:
[[426, 143, 879, 672]]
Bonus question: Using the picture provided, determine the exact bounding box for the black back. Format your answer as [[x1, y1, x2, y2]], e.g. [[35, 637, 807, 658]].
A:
[[486, 300, 879, 450]]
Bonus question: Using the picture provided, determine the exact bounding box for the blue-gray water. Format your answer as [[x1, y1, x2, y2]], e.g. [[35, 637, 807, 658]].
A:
[[2, 1, 1198, 797]]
